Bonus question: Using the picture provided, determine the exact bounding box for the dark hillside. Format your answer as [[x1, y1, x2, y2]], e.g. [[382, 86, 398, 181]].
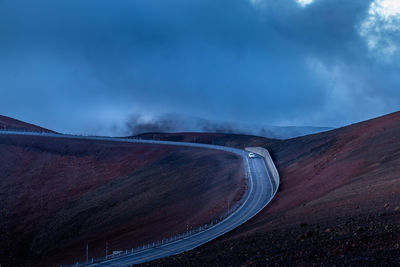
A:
[[147, 111, 400, 266], [0, 134, 245, 267], [0, 115, 55, 133]]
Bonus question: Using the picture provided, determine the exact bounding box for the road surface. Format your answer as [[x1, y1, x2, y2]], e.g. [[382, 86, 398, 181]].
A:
[[0, 131, 278, 266]]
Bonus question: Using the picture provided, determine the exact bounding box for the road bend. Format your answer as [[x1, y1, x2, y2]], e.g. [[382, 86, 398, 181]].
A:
[[0, 131, 277, 266]]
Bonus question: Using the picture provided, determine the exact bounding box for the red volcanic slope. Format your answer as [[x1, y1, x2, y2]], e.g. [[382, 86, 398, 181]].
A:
[[0, 131, 245, 266], [147, 111, 400, 266], [0, 115, 55, 133], [261, 111, 400, 222]]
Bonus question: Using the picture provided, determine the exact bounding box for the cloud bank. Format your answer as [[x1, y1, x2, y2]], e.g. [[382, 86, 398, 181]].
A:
[[123, 113, 332, 139]]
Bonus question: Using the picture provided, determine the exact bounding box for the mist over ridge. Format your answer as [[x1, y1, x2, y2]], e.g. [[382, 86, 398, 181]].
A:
[[123, 113, 332, 139]]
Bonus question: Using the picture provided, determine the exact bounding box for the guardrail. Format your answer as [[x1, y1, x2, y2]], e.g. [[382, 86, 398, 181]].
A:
[[245, 147, 280, 196], [58, 208, 241, 267]]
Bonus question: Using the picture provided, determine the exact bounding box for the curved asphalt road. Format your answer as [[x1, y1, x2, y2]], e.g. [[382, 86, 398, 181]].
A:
[[0, 131, 276, 266]]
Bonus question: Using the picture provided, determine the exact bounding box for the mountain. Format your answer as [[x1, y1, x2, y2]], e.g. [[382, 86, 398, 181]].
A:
[[147, 111, 400, 266], [0, 122, 245, 266], [0, 115, 55, 133], [3, 111, 400, 266]]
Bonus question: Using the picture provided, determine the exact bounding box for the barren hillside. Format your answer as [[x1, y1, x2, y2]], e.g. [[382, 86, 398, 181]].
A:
[[0, 132, 245, 266], [0, 115, 54, 133], [146, 111, 400, 266]]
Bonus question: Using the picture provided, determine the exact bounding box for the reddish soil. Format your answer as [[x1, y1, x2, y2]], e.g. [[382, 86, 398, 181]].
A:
[[0, 134, 245, 267], [144, 111, 400, 266], [0, 115, 55, 133]]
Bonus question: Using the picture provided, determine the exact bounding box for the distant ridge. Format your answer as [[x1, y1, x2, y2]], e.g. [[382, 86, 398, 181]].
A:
[[0, 115, 55, 133]]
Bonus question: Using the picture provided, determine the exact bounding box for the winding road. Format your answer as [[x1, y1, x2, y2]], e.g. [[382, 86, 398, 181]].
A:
[[0, 131, 279, 266]]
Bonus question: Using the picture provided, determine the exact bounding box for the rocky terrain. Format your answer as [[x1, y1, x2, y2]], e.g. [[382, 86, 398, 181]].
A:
[[3, 111, 400, 266], [142, 111, 400, 266], [0, 120, 245, 267]]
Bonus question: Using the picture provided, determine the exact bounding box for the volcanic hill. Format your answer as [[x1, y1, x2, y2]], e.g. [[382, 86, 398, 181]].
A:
[[0, 115, 54, 133], [0, 117, 245, 267], [142, 111, 400, 266]]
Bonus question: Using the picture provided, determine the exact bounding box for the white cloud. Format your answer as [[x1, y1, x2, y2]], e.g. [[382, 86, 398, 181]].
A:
[[249, 0, 314, 8], [371, 0, 400, 18], [295, 0, 314, 8], [360, 0, 400, 61]]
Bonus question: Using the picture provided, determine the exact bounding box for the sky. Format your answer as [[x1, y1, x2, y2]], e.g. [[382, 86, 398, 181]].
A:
[[0, 0, 400, 135]]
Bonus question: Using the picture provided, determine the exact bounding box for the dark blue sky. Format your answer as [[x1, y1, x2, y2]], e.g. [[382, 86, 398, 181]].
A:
[[1, 0, 399, 135]]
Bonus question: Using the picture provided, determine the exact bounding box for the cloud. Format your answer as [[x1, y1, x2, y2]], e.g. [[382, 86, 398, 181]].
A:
[[296, 0, 315, 8], [250, 0, 315, 8], [359, 0, 400, 61], [123, 113, 331, 139], [125, 114, 184, 135], [0, 0, 399, 135]]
